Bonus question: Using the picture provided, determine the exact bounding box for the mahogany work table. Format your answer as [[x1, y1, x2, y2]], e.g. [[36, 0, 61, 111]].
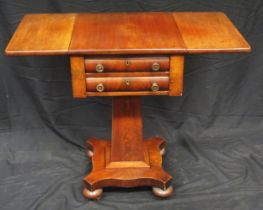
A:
[[5, 12, 251, 199]]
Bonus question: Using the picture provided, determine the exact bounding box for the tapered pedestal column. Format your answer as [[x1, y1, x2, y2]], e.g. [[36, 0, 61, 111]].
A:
[[83, 97, 173, 199]]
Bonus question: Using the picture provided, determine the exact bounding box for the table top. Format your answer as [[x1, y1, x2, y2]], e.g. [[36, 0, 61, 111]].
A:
[[5, 12, 251, 56]]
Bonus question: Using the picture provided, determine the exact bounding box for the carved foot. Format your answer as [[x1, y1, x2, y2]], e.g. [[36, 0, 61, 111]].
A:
[[83, 188, 103, 200], [152, 186, 173, 198]]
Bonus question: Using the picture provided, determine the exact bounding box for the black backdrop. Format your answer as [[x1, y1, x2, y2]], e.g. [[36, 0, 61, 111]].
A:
[[0, 1, 262, 210]]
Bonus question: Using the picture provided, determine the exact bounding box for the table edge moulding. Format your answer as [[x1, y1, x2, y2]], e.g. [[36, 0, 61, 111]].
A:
[[5, 12, 251, 200]]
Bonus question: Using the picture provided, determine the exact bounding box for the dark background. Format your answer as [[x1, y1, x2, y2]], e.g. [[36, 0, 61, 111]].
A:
[[0, 0, 262, 210]]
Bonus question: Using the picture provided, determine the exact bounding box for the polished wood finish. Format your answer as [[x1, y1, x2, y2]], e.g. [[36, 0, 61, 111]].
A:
[[173, 12, 251, 53], [110, 97, 147, 167], [86, 76, 169, 92], [83, 97, 173, 199], [5, 11, 251, 199], [73, 56, 171, 97], [85, 56, 169, 72], [83, 188, 103, 200], [86, 90, 169, 97], [70, 13, 185, 55], [5, 14, 76, 55], [152, 186, 174, 198], [86, 72, 169, 77], [169, 55, 184, 96], [84, 137, 172, 196], [70, 56, 87, 98], [5, 12, 251, 55]]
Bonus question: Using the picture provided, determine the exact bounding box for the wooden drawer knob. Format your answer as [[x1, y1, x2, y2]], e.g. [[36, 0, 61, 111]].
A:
[[96, 64, 104, 72], [96, 83, 104, 92], [152, 62, 160, 71], [151, 83, 160, 92]]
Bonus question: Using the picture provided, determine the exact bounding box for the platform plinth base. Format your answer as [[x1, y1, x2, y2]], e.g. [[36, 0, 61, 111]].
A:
[[83, 136, 173, 199], [83, 97, 173, 200]]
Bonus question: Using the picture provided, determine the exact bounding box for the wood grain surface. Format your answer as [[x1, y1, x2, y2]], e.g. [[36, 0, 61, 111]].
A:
[[84, 56, 169, 72], [5, 14, 76, 55], [111, 97, 145, 163], [69, 12, 185, 54], [84, 137, 172, 191], [5, 12, 251, 55], [86, 76, 169, 92], [85, 91, 169, 97], [70, 56, 87, 98], [173, 12, 251, 53], [85, 72, 169, 78], [169, 55, 184, 96]]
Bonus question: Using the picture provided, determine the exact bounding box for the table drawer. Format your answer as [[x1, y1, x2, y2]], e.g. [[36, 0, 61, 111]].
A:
[[85, 57, 169, 73], [86, 75, 169, 92], [70, 55, 184, 97]]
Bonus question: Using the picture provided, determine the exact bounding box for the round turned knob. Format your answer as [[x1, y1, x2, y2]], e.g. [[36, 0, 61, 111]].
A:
[[83, 188, 103, 200], [96, 64, 104, 72], [152, 186, 173, 198], [151, 82, 160, 92], [152, 62, 160, 71], [96, 83, 104, 92]]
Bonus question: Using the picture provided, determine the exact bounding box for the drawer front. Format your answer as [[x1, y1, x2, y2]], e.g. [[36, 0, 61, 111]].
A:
[[86, 76, 169, 92], [85, 57, 169, 73]]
